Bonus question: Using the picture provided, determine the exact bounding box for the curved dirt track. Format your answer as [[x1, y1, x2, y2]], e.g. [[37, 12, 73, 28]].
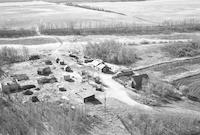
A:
[[99, 73, 152, 110]]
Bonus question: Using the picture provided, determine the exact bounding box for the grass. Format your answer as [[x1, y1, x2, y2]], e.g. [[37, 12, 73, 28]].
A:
[[0, 37, 57, 45], [139, 79, 182, 106], [120, 111, 200, 135], [162, 37, 200, 58], [84, 40, 138, 65], [0, 95, 100, 135], [0, 29, 37, 38], [0, 46, 29, 65]]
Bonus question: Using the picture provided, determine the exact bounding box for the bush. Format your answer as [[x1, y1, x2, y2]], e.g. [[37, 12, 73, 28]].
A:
[[84, 40, 138, 65], [162, 37, 200, 58], [0, 46, 29, 64]]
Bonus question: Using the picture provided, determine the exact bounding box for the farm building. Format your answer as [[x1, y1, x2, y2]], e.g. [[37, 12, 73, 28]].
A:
[[115, 69, 135, 78], [131, 74, 149, 90], [89, 59, 103, 67], [77, 91, 96, 103], [97, 63, 111, 74], [37, 67, 51, 76], [44, 60, 52, 65], [1, 82, 21, 94], [11, 74, 29, 81], [56, 58, 60, 63]]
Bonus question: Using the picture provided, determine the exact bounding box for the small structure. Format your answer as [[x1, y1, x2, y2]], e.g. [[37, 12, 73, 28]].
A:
[[77, 91, 96, 103], [1, 82, 21, 94], [44, 60, 52, 65], [59, 60, 65, 65], [114, 69, 134, 78], [21, 84, 36, 90], [37, 67, 51, 76], [11, 74, 29, 81], [131, 74, 149, 90], [56, 58, 60, 63], [64, 75, 74, 82], [59, 87, 67, 92], [84, 59, 93, 63], [37, 75, 57, 85], [97, 63, 111, 74], [69, 53, 79, 60], [64, 65, 73, 72], [29, 55, 40, 60], [23, 90, 34, 95], [31, 96, 40, 103], [91, 59, 103, 67]]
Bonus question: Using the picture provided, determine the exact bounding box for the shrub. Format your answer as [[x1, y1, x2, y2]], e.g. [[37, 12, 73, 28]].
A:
[[162, 37, 200, 57], [84, 40, 137, 65], [0, 46, 29, 64]]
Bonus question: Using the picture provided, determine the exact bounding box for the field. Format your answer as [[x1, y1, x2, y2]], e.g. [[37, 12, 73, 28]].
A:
[[80, 0, 200, 23], [1, 0, 200, 30], [1, 0, 200, 135]]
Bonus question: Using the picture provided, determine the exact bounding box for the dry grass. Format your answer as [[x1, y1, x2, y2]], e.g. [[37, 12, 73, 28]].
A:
[[0, 29, 36, 38], [0, 96, 99, 135], [0, 37, 57, 45], [120, 111, 200, 135], [84, 40, 137, 65]]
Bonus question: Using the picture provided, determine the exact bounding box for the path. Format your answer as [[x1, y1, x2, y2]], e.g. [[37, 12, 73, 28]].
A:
[[99, 73, 152, 110]]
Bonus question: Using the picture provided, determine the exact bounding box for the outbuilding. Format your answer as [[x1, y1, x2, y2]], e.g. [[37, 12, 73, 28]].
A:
[[37, 67, 51, 76], [77, 91, 96, 103], [131, 74, 149, 90], [97, 63, 111, 74]]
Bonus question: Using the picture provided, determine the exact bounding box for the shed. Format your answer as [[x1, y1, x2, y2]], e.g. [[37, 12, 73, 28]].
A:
[[90, 59, 103, 67], [1, 82, 21, 94], [11, 74, 29, 81], [37, 67, 51, 76], [56, 58, 60, 63], [97, 63, 111, 74], [59, 60, 65, 65], [37, 75, 57, 85], [77, 91, 96, 103], [131, 74, 149, 90], [44, 60, 52, 65], [64, 65, 73, 72]]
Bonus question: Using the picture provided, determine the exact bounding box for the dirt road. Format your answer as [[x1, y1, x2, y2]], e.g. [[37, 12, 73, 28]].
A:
[[99, 73, 152, 110]]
